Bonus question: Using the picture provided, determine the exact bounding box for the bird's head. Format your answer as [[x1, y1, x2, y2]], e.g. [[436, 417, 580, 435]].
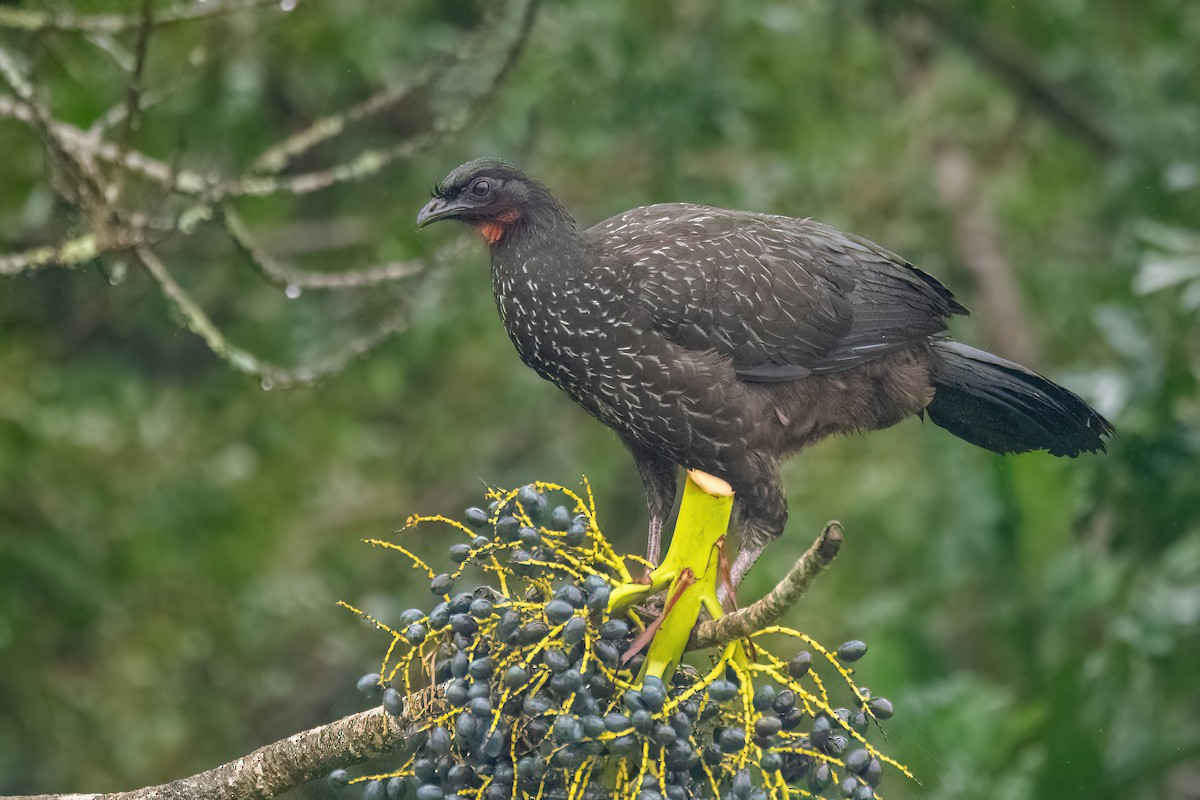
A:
[[416, 159, 573, 246]]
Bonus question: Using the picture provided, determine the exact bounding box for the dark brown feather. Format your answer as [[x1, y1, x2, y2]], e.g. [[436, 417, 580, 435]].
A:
[[420, 160, 1111, 578]]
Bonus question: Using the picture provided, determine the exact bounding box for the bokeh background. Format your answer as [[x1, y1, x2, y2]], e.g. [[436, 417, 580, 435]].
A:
[[2, 1, 1199, 798]]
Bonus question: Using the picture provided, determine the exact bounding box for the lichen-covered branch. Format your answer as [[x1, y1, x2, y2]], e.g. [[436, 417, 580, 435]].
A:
[[0, 0, 282, 35], [108, 0, 155, 205], [0, 94, 214, 194], [135, 245, 273, 376], [0, 0, 540, 388], [0, 45, 108, 213], [0, 233, 122, 277], [222, 206, 425, 290], [228, 0, 538, 198], [689, 521, 844, 650], [248, 66, 438, 174], [247, 0, 529, 178], [1, 0, 539, 203], [4, 706, 414, 800], [136, 246, 412, 388]]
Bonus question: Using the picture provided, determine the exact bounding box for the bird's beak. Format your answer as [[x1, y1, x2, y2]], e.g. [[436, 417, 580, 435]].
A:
[[416, 197, 464, 228]]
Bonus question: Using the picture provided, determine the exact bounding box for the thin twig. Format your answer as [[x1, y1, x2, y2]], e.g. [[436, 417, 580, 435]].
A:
[[135, 245, 272, 377], [0, 47, 100, 202], [109, 0, 155, 205], [89, 82, 180, 136], [1, 94, 210, 194], [0, 0, 282, 35], [0, 232, 142, 277], [0, 96, 213, 194], [222, 206, 424, 290], [227, 0, 539, 198], [3, 706, 417, 800], [136, 245, 414, 388], [1, 0, 537, 205], [227, 134, 439, 198], [262, 306, 412, 389], [250, 65, 442, 175], [83, 32, 135, 72], [689, 522, 844, 650], [249, 0, 536, 175]]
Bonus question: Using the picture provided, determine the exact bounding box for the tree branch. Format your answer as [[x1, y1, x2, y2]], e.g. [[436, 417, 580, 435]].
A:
[[83, 32, 136, 71], [135, 245, 413, 388], [0, 231, 142, 277], [90, 82, 180, 137], [248, 66, 439, 175], [1, 0, 539, 203], [135, 244, 274, 375], [689, 521, 844, 650], [108, 0, 155, 205], [4, 706, 416, 800], [0, 0, 283, 35], [1, 0, 539, 390], [0, 45, 110, 212], [0, 93, 215, 194], [225, 0, 539, 199], [222, 206, 426, 290]]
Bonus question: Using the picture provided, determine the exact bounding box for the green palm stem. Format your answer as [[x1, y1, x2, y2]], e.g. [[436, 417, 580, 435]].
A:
[[608, 470, 749, 685]]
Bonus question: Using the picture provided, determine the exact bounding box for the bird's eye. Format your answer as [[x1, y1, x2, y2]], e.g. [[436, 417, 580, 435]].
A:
[[471, 179, 492, 198]]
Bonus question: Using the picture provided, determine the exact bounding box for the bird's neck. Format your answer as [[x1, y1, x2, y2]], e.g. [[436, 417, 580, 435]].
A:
[[490, 201, 588, 281], [488, 200, 594, 367], [487, 204, 600, 398]]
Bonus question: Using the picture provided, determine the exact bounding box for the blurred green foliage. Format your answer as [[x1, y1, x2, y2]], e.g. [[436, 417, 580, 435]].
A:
[[1, 1, 1198, 798]]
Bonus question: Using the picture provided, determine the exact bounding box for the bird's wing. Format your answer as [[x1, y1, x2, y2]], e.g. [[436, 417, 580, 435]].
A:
[[587, 204, 968, 382]]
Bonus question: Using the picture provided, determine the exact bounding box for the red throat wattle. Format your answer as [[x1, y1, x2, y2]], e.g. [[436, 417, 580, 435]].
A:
[[480, 222, 506, 245], [478, 208, 523, 245]]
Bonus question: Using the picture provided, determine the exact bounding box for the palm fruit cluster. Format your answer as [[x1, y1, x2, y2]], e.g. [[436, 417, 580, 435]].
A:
[[335, 481, 910, 800]]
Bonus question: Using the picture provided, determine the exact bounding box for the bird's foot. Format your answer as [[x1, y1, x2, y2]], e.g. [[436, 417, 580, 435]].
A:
[[608, 470, 744, 685]]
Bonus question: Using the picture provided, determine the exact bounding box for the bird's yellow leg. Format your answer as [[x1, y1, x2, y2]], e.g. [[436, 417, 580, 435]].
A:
[[609, 470, 747, 684]]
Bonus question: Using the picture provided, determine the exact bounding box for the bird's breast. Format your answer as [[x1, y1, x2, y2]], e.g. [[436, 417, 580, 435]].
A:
[[493, 271, 611, 396], [490, 252, 759, 473]]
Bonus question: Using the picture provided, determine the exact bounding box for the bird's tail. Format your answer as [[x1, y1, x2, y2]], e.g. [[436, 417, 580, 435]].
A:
[[927, 339, 1113, 457]]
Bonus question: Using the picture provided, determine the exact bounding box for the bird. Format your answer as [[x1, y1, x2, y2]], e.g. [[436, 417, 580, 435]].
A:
[[416, 158, 1113, 587]]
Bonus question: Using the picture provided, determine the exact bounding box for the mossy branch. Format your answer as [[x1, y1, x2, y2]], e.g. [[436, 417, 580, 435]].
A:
[[0, 0, 282, 34], [4, 706, 415, 800], [689, 521, 844, 651], [0, 0, 538, 388]]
